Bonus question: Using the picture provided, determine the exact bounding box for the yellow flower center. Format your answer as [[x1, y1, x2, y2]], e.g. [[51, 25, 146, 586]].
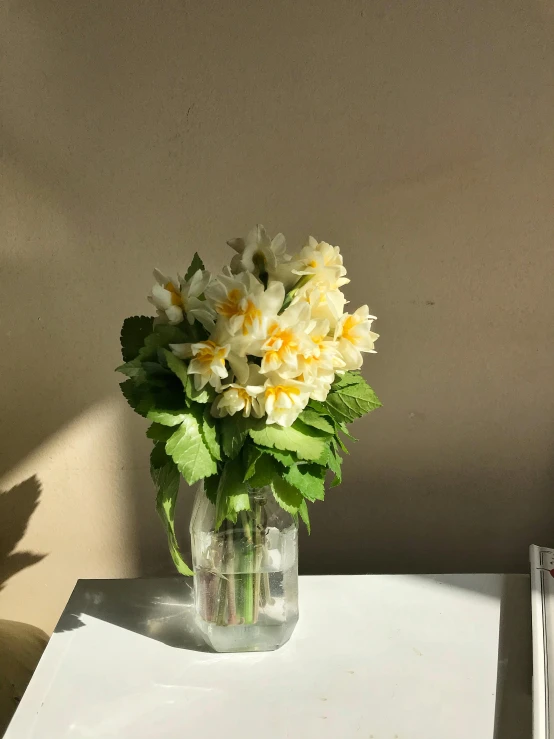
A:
[[263, 326, 299, 366], [341, 315, 360, 343], [265, 385, 301, 401], [165, 281, 182, 306], [216, 288, 243, 318], [194, 341, 227, 366], [241, 300, 262, 335]]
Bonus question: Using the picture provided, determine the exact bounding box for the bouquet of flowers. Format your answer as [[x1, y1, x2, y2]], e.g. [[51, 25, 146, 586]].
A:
[[117, 226, 380, 580]]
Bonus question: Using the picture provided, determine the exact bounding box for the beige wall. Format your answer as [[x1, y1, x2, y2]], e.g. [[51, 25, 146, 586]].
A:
[[2, 0, 554, 634]]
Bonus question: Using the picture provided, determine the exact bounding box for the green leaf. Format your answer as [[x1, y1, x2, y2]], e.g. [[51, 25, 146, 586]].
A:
[[328, 442, 343, 487], [201, 408, 221, 461], [221, 416, 251, 459], [162, 349, 189, 389], [115, 357, 145, 380], [147, 408, 189, 426], [255, 446, 297, 466], [185, 374, 215, 404], [335, 434, 349, 454], [298, 499, 311, 534], [338, 422, 358, 440], [139, 324, 188, 361], [248, 420, 328, 462], [119, 380, 155, 417], [244, 446, 263, 481], [325, 379, 382, 422], [272, 475, 303, 514], [298, 409, 334, 434], [215, 458, 250, 529], [150, 446, 193, 576], [331, 371, 364, 390], [120, 316, 153, 362], [146, 423, 175, 442], [184, 252, 205, 282], [247, 453, 277, 489], [165, 413, 217, 484], [150, 441, 170, 469], [284, 463, 326, 501], [203, 474, 219, 505]]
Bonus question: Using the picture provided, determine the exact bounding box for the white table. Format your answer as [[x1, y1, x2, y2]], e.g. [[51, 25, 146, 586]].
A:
[[5, 575, 532, 738]]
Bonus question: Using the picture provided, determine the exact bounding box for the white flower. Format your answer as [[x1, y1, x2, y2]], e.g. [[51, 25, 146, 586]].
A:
[[148, 268, 215, 329], [205, 269, 285, 339], [279, 318, 343, 401], [292, 237, 350, 289], [228, 225, 296, 287], [255, 302, 313, 375], [170, 340, 229, 390], [170, 319, 250, 391], [212, 366, 265, 419], [262, 375, 313, 427], [293, 283, 346, 329], [334, 305, 379, 370]]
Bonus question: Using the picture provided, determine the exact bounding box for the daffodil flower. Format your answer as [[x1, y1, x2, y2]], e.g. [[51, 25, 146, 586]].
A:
[[292, 237, 350, 289], [278, 319, 343, 402], [262, 375, 314, 427], [255, 302, 313, 375], [212, 366, 265, 419], [227, 225, 297, 287], [148, 268, 215, 329], [334, 305, 379, 371], [170, 321, 250, 391], [205, 270, 285, 338], [293, 283, 347, 329]]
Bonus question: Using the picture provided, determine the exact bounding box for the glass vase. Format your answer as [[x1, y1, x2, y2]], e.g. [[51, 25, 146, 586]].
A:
[[190, 483, 299, 653]]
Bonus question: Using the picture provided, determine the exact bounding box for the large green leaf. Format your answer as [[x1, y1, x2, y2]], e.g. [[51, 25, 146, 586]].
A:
[[150, 446, 193, 576], [146, 423, 175, 442], [298, 499, 311, 534], [120, 316, 153, 362], [115, 357, 145, 380], [203, 474, 219, 505], [184, 252, 205, 282], [272, 475, 303, 514], [248, 420, 328, 462], [201, 408, 221, 461], [165, 413, 217, 484], [328, 441, 343, 487], [331, 371, 363, 390], [284, 463, 326, 501], [221, 416, 251, 459], [244, 445, 263, 481], [139, 324, 188, 361], [147, 408, 189, 426], [255, 446, 297, 466], [162, 349, 189, 389], [325, 379, 382, 422], [119, 380, 155, 417], [298, 409, 334, 435], [185, 374, 215, 404], [215, 458, 250, 529], [247, 453, 277, 489]]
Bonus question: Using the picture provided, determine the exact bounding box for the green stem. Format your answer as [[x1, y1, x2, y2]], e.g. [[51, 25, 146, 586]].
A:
[[241, 511, 254, 625], [253, 501, 263, 623], [226, 520, 237, 625], [215, 574, 228, 625]]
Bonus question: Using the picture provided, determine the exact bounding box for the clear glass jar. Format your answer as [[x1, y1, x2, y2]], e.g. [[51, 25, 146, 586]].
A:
[[190, 483, 299, 653]]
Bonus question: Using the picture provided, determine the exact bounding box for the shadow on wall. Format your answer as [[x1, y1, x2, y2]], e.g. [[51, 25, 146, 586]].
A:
[[0, 476, 46, 590]]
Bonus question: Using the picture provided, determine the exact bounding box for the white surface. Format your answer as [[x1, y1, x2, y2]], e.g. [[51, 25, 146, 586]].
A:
[[6, 575, 509, 738], [531, 545, 554, 739]]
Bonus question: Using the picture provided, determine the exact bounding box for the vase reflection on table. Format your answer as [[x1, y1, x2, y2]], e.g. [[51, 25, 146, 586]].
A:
[[191, 484, 298, 653]]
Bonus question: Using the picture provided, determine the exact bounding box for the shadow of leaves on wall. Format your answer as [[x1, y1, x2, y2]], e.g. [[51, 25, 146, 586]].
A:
[[0, 476, 46, 591]]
